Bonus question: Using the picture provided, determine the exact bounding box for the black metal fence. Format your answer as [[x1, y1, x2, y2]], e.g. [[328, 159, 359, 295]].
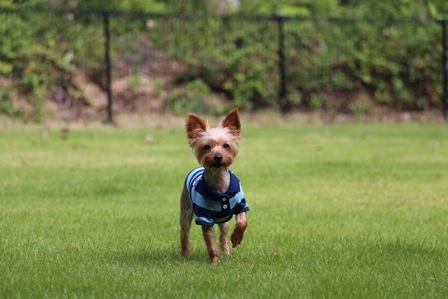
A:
[[439, 20, 448, 119], [1, 8, 447, 121]]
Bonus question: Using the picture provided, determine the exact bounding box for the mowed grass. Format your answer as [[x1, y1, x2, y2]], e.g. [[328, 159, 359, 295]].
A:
[[1, 121, 448, 298]]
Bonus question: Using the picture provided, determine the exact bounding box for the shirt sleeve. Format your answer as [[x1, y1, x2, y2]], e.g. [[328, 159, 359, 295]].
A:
[[233, 183, 249, 214], [233, 198, 249, 214]]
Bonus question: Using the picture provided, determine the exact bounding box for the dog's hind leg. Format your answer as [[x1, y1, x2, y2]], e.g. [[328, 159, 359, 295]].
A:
[[218, 222, 230, 255], [180, 184, 194, 256]]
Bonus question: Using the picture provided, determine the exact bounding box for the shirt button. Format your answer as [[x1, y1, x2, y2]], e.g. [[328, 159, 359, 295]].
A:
[[223, 204, 228, 209], [222, 197, 226, 201]]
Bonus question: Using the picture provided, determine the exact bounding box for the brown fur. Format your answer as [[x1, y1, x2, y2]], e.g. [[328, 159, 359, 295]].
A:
[[180, 109, 248, 263]]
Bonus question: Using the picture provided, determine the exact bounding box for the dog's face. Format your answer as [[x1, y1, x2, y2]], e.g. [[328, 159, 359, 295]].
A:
[[186, 109, 241, 171]]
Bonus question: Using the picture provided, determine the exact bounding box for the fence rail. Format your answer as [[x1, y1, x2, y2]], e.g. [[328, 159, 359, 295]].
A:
[[1, 8, 447, 121]]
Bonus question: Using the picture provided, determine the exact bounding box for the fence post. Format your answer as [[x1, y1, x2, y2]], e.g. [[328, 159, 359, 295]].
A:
[[440, 20, 448, 121], [276, 15, 288, 112], [102, 10, 113, 123]]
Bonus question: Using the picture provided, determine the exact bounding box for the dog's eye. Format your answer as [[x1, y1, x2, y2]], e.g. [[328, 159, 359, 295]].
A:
[[223, 143, 230, 149], [203, 145, 211, 150]]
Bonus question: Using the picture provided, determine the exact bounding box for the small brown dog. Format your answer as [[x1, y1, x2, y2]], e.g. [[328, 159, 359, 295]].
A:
[[180, 109, 249, 263]]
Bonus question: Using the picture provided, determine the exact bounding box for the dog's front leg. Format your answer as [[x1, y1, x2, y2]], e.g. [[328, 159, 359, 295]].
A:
[[202, 226, 220, 263], [231, 212, 247, 248]]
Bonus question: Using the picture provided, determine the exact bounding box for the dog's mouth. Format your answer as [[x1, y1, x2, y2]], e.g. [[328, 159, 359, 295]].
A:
[[201, 156, 231, 170], [208, 161, 229, 170], [210, 163, 224, 168]]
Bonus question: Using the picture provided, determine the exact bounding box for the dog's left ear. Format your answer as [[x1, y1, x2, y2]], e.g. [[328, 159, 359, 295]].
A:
[[222, 109, 241, 140]]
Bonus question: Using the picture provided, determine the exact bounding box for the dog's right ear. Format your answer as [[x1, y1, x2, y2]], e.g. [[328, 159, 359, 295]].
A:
[[186, 114, 208, 145]]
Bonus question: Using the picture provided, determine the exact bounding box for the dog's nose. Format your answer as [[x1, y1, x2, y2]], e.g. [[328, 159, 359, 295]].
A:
[[214, 153, 223, 163]]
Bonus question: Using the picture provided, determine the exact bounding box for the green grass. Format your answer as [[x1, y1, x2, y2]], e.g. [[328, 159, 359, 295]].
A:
[[1, 121, 448, 298]]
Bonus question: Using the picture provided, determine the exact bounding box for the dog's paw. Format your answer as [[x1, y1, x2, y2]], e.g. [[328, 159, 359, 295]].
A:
[[231, 228, 245, 248]]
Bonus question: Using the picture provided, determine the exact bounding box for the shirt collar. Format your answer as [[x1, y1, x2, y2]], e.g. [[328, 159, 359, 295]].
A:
[[196, 171, 241, 201]]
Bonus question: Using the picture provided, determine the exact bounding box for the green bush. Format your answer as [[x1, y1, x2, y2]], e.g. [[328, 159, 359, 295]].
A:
[[0, 8, 104, 121], [164, 78, 211, 114], [147, 14, 443, 114], [149, 16, 279, 112], [0, 4, 446, 119], [282, 19, 441, 112]]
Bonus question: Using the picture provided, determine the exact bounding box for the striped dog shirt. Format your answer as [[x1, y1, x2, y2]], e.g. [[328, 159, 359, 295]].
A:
[[186, 167, 250, 227]]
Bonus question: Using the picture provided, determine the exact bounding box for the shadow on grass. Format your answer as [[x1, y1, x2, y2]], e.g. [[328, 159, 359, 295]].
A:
[[367, 237, 447, 260], [304, 235, 448, 268], [107, 247, 210, 265]]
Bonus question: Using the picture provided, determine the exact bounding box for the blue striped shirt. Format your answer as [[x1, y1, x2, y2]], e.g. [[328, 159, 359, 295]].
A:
[[186, 167, 249, 227]]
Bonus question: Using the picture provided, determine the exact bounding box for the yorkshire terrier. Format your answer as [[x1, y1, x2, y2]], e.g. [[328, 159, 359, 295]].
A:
[[180, 109, 249, 263]]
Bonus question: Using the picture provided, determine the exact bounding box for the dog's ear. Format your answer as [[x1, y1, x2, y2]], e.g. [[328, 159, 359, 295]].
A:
[[222, 109, 241, 140], [186, 113, 208, 143]]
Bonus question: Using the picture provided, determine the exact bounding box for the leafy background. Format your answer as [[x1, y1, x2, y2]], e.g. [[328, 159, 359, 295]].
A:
[[1, 0, 448, 121]]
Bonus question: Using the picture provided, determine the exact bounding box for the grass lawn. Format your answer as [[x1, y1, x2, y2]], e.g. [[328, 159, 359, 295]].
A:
[[1, 120, 448, 298]]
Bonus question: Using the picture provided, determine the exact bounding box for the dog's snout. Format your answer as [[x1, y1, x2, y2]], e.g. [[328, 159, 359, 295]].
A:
[[214, 153, 223, 163]]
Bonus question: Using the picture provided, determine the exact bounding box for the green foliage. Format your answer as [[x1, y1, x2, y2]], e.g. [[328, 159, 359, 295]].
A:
[[0, 5, 105, 121], [73, 0, 166, 12], [148, 16, 279, 111], [128, 1, 448, 114], [1, 1, 448, 119], [427, 0, 448, 18], [239, 0, 341, 17], [165, 78, 211, 114], [0, 11, 49, 120], [0, 89, 21, 117], [280, 18, 442, 112]]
